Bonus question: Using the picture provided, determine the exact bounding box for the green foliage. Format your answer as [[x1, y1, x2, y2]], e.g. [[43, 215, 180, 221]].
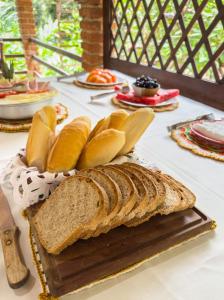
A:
[[0, 0, 82, 77], [112, 0, 224, 81], [0, 0, 223, 81], [1, 60, 14, 80]]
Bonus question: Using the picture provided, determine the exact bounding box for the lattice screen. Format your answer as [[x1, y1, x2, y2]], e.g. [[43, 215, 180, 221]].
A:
[[103, 0, 224, 108]]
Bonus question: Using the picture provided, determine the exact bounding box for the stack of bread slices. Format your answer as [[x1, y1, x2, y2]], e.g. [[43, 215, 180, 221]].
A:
[[33, 163, 196, 255]]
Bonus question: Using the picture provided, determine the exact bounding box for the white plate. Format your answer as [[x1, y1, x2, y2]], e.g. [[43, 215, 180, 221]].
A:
[[119, 97, 178, 108], [76, 73, 125, 87]]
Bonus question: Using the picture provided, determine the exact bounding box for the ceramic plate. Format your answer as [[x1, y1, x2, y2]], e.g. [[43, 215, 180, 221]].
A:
[[119, 97, 178, 108], [76, 73, 125, 87]]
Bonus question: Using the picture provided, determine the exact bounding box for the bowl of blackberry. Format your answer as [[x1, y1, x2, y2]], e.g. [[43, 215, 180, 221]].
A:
[[132, 75, 160, 97]]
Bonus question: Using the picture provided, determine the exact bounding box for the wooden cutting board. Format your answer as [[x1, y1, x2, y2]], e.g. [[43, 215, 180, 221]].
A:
[[27, 206, 214, 297]]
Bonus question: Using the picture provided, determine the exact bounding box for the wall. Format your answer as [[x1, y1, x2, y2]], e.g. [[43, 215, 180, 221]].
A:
[[78, 0, 103, 71]]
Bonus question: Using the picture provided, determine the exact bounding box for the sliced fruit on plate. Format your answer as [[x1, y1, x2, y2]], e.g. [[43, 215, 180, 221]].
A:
[[116, 89, 179, 106], [87, 68, 117, 84]]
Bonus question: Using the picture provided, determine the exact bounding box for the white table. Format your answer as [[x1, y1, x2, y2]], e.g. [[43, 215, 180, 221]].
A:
[[0, 72, 224, 300]]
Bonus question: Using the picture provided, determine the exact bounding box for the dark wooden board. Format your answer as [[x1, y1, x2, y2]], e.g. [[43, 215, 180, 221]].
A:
[[27, 207, 213, 297]]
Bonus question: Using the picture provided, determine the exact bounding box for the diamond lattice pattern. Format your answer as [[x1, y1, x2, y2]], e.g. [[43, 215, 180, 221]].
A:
[[110, 0, 224, 83]]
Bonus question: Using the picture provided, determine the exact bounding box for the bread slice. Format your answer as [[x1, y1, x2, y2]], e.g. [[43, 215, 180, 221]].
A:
[[124, 163, 166, 208], [120, 164, 159, 216], [77, 168, 122, 238], [126, 170, 195, 227], [32, 175, 108, 254], [47, 118, 91, 172], [112, 164, 148, 222], [77, 129, 125, 170], [96, 165, 138, 229], [160, 173, 196, 210]]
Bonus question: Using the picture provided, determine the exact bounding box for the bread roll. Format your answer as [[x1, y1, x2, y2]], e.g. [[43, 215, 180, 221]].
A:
[[117, 108, 155, 155], [88, 116, 110, 141], [26, 106, 56, 172], [108, 109, 129, 130], [72, 116, 91, 128], [77, 129, 125, 170], [47, 117, 91, 172]]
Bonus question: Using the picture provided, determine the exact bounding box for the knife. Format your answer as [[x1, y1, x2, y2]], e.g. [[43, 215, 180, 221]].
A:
[[0, 187, 29, 288]]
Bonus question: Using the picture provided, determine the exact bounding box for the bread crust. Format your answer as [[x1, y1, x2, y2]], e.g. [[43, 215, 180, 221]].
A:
[[47, 119, 91, 172], [33, 175, 107, 254], [77, 129, 125, 170]]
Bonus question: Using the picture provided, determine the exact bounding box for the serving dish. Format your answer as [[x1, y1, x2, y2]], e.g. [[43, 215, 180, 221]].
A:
[[132, 83, 160, 97], [76, 73, 125, 87], [120, 97, 178, 108], [0, 88, 57, 120], [190, 123, 224, 151]]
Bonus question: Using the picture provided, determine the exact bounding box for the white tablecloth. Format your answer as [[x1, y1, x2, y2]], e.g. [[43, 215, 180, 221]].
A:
[[0, 72, 223, 300]]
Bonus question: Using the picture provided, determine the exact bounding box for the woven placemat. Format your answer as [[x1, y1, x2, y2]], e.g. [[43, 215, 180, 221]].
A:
[[171, 126, 224, 162], [112, 97, 179, 112], [73, 80, 119, 90], [0, 103, 68, 133]]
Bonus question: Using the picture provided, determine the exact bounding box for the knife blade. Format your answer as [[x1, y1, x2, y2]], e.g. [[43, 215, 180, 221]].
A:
[[0, 187, 29, 288]]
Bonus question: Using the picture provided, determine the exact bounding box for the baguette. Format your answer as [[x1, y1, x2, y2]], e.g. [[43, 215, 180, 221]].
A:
[[77, 129, 125, 169], [117, 108, 155, 155], [26, 106, 56, 172], [47, 117, 91, 172]]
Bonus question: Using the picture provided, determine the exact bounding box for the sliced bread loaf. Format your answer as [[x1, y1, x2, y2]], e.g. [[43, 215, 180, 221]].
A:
[[120, 164, 158, 217], [124, 163, 166, 209], [32, 175, 108, 254], [161, 173, 196, 210], [112, 164, 148, 222], [77, 168, 122, 238], [96, 165, 138, 229], [126, 170, 195, 227]]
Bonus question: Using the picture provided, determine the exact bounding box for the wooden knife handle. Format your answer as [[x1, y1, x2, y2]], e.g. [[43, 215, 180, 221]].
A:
[[1, 226, 29, 288]]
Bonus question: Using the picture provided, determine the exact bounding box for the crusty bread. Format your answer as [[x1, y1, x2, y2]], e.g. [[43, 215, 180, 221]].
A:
[[77, 129, 125, 170], [33, 175, 108, 255], [117, 108, 155, 155], [124, 163, 166, 209], [77, 168, 122, 238], [88, 116, 111, 141], [126, 175, 182, 227], [126, 169, 195, 227], [108, 109, 129, 130], [112, 164, 148, 222], [26, 106, 56, 172], [47, 117, 91, 172], [121, 164, 159, 216], [33, 159, 196, 253], [96, 165, 138, 230], [161, 173, 196, 210]]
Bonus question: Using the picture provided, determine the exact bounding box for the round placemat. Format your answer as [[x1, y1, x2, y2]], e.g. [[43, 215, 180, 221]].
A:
[[171, 126, 224, 162], [111, 97, 179, 112], [73, 80, 119, 90], [0, 103, 68, 133]]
